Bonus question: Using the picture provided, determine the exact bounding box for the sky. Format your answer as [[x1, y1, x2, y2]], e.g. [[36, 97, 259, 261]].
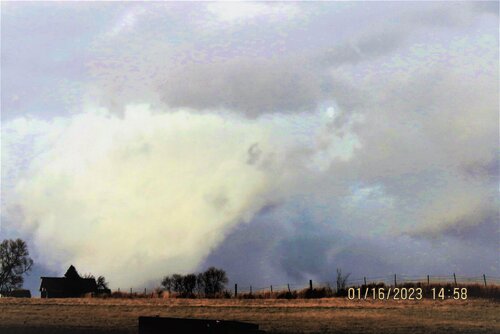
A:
[[1, 1, 498, 294]]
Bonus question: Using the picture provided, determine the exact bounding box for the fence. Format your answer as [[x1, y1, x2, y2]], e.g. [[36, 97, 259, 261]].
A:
[[231, 273, 500, 295], [114, 273, 500, 297]]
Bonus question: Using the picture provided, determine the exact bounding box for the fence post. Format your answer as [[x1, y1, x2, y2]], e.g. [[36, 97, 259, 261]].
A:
[[309, 280, 313, 291], [483, 274, 487, 287], [394, 274, 397, 287], [270, 285, 273, 293], [250, 285, 252, 294], [234, 284, 238, 297], [130, 288, 132, 294], [427, 275, 430, 286], [453, 273, 457, 286], [144, 288, 146, 295], [287, 284, 291, 293], [364, 277, 367, 286]]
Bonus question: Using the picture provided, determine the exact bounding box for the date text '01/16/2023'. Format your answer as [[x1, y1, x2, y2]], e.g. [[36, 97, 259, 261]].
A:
[[347, 287, 468, 300]]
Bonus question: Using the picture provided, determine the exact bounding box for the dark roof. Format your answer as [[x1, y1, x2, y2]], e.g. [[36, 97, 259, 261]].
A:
[[40, 277, 97, 293], [64, 265, 81, 279]]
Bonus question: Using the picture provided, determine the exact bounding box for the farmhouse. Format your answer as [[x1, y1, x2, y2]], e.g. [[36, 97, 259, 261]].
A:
[[40, 265, 97, 298]]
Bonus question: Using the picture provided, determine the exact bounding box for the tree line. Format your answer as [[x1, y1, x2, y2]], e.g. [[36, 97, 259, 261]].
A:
[[161, 267, 228, 298]]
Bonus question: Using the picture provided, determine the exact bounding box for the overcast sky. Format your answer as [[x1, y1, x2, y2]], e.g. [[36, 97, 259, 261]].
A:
[[1, 1, 498, 292]]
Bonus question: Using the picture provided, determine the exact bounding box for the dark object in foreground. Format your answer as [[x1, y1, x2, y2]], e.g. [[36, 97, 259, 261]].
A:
[[138, 316, 264, 334]]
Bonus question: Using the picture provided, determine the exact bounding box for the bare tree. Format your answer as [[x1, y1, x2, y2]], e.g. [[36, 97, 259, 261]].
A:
[[171, 274, 184, 294], [182, 274, 197, 297], [202, 267, 228, 297], [96, 276, 109, 291], [336, 268, 350, 292], [0, 239, 34, 294], [160, 267, 228, 298], [195, 273, 204, 297], [83, 273, 110, 294], [161, 275, 173, 293]]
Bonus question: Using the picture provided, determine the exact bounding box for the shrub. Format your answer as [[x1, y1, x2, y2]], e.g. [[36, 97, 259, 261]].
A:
[[299, 286, 334, 299], [276, 290, 297, 299], [239, 292, 255, 299]]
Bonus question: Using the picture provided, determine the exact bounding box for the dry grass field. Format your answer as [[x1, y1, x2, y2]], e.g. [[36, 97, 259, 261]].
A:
[[0, 297, 498, 334]]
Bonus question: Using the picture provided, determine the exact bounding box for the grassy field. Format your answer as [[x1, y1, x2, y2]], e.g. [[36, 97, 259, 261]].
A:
[[0, 297, 498, 333]]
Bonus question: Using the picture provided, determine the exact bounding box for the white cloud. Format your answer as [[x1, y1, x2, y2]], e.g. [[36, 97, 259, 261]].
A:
[[206, 2, 300, 24], [3, 104, 357, 288], [107, 7, 146, 37]]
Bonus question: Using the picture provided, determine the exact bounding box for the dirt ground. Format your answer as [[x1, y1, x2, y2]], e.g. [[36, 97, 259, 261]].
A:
[[0, 297, 498, 333]]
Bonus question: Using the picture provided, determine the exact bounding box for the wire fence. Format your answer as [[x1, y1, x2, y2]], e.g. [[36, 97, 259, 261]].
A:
[[232, 274, 500, 294], [112, 274, 500, 297]]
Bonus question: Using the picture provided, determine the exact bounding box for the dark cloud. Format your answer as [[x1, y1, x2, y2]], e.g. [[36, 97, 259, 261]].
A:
[[159, 57, 323, 117], [320, 28, 410, 67], [276, 235, 333, 281], [463, 157, 499, 181], [199, 212, 288, 286], [202, 200, 499, 287], [410, 210, 500, 247], [472, 1, 499, 16], [246, 143, 262, 165], [78, 1, 498, 118], [409, 2, 494, 27]]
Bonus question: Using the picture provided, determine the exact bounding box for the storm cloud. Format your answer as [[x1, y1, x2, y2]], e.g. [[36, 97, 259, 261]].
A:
[[1, 2, 498, 290]]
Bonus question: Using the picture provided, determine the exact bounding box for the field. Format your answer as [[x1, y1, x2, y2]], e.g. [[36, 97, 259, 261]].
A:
[[0, 297, 498, 334]]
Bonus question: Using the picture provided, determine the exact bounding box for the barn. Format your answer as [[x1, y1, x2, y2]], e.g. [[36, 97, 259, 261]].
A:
[[40, 265, 97, 298]]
